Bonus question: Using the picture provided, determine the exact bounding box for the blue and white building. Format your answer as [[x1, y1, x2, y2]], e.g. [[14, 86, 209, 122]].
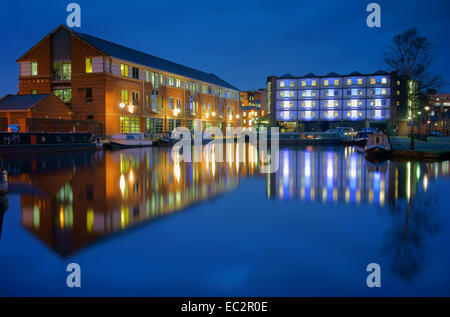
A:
[[267, 71, 405, 132]]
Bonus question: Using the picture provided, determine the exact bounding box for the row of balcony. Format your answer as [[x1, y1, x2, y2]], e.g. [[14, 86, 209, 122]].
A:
[[277, 76, 393, 89], [276, 110, 390, 121], [276, 100, 391, 109], [276, 88, 392, 99]]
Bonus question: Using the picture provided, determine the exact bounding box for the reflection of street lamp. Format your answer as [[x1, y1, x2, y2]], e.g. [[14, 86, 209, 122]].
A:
[[174, 108, 181, 117], [128, 105, 134, 114], [119, 103, 126, 109]]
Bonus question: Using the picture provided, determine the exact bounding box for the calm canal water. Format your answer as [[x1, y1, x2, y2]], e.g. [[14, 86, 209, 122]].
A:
[[0, 145, 449, 296]]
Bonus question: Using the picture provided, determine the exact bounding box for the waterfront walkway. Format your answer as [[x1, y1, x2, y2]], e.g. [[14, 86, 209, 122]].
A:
[[390, 136, 450, 161]]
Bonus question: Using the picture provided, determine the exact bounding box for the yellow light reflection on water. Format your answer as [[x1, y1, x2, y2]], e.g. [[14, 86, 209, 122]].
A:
[[423, 174, 428, 192], [120, 174, 126, 195]]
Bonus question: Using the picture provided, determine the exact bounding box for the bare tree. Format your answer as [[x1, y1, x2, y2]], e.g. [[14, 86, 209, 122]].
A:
[[384, 28, 443, 149]]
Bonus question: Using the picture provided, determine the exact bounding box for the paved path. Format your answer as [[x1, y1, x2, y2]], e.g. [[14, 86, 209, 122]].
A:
[[390, 136, 450, 153]]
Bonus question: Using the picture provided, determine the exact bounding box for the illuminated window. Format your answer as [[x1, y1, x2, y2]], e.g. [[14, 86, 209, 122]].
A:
[[324, 80, 329, 86], [85, 58, 93, 73], [381, 77, 387, 84], [303, 100, 314, 108], [311, 80, 317, 86], [357, 78, 363, 85], [382, 88, 387, 95], [280, 81, 285, 87], [53, 89, 72, 103], [30, 62, 38, 76], [347, 79, 352, 85], [370, 78, 376, 85], [375, 110, 382, 118], [121, 64, 129, 77], [302, 80, 306, 87], [121, 89, 129, 105], [334, 79, 339, 86], [290, 81, 295, 87], [282, 101, 294, 108]]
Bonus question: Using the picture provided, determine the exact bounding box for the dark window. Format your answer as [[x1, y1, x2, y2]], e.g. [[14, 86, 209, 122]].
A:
[[86, 88, 93, 103], [86, 185, 93, 201], [87, 115, 94, 120], [132, 92, 139, 105], [132, 67, 139, 79]]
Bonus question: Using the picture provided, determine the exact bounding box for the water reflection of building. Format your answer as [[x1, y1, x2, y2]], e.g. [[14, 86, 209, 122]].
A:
[[14, 146, 259, 257], [7, 145, 450, 257], [268, 147, 450, 206], [268, 147, 388, 206]]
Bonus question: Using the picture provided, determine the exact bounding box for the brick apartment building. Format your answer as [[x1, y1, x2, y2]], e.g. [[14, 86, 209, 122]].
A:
[[15, 25, 240, 136]]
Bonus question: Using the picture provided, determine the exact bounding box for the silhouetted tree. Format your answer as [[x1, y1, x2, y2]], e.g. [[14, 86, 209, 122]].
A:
[[384, 28, 443, 149]]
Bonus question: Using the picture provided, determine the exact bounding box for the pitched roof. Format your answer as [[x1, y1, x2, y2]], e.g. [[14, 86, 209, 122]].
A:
[[348, 71, 363, 76], [279, 73, 295, 79], [72, 30, 239, 91], [0, 94, 50, 111], [371, 69, 390, 76]]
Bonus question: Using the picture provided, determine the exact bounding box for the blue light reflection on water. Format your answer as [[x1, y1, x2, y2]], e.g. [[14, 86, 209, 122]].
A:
[[0, 146, 450, 296]]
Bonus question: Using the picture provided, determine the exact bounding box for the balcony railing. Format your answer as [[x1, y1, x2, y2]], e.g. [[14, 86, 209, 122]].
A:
[[52, 72, 71, 82]]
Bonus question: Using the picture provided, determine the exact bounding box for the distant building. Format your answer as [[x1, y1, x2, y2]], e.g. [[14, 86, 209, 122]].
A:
[[239, 89, 267, 129], [266, 71, 406, 132], [426, 93, 450, 135], [16, 25, 240, 135]]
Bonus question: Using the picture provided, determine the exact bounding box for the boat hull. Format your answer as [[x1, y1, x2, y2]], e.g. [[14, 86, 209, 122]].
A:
[[364, 145, 391, 161], [110, 140, 153, 149]]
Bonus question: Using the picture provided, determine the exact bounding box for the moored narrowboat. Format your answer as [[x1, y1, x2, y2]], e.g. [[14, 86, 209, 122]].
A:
[[0, 132, 96, 153]]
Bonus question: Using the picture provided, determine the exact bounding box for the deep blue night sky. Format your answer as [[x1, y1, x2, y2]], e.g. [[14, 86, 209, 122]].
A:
[[0, 0, 449, 96]]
